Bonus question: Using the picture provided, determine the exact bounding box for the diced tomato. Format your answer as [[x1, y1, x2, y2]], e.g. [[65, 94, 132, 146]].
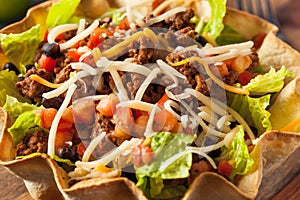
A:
[[133, 109, 143, 119], [55, 130, 74, 149], [152, 0, 165, 11], [216, 62, 229, 76], [218, 159, 233, 177], [61, 106, 74, 124], [157, 93, 169, 108], [41, 108, 57, 130], [87, 27, 112, 49], [114, 107, 134, 132], [77, 142, 86, 156], [38, 54, 57, 73], [55, 33, 65, 42], [132, 144, 154, 167], [134, 114, 149, 137], [119, 18, 130, 30], [238, 71, 252, 86], [154, 109, 177, 132], [253, 32, 267, 49], [73, 99, 96, 125], [96, 94, 119, 117], [67, 49, 82, 62], [57, 118, 73, 131]]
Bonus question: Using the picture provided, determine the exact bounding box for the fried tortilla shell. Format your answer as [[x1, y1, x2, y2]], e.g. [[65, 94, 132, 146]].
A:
[[0, 1, 300, 200], [269, 76, 300, 131]]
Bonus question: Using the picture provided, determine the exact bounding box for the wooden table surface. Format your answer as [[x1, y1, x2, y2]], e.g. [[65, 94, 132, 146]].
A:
[[1, 0, 300, 199]]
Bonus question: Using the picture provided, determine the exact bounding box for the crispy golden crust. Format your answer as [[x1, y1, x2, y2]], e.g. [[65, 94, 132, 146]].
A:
[[0, 1, 300, 200]]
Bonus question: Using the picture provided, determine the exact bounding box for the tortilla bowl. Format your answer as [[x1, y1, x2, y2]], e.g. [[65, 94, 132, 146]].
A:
[[0, 0, 300, 199]]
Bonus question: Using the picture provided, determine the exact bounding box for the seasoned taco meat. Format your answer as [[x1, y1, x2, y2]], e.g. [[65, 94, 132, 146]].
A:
[[16, 68, 52, 103], [17, 130, 48, 156]]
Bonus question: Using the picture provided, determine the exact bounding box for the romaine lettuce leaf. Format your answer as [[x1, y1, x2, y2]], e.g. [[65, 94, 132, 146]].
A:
[[0, 70, 31, 106], [216, 25, 247, 46], [243, 66, 292, 94], [46, 0, 81, 28], [136, 132, 194, 198], [228, 126, 254, 180], [228, 93, 272, 134], [3, 95, 39, 119], [202, 0, 227, 39], [0, 25, 41, 74], [7, 109, 42, 146]]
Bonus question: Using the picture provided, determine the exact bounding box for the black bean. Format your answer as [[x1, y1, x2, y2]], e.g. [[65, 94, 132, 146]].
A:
[[3, 62, 20, 74], [195, 35, 208, 46], [58, 145, 78, 161], [41, 43, 60, 59]]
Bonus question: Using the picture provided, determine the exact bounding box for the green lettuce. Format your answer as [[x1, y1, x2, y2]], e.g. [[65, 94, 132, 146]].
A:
[[228, 94, 272, 134], [243, 66, 292, 94], [202, 0, 227, 39], [46, 0, 81, 28], [228, 126, 254, 180], [0, 25, 41, 74], [0, 70, 31, 106], [3, 95, 38, 119], [7, 109, 43, 146], [136, 132, 194, 198], [216, 25, 247, 46]]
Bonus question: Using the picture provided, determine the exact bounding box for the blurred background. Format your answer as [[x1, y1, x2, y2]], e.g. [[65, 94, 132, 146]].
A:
[[0, 0, 46, 28]]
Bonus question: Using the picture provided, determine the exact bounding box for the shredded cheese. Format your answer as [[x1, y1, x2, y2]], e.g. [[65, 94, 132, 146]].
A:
[[75, 138, 142, 169], [169, 57, 249, 95], [47, 24, 78, 43], [60, 20, 99, 51], [29, 74, 62, 89], [117, 100, 155, 112], [76, 19, 86, 35], [157, 59, 186, 80], [101, 31, 145, 59], [164, 100, 181, 121], [203, 41, 254, 55], [42, 71, 89, 99], [47, 84, 77, 156], [107, 65, 129, 101], [146, 7, 187, 27], [70, 62, 97, 75], [135, 67, 161, 101], [82, 132, 106, 162], [144, 104, 160, 137]]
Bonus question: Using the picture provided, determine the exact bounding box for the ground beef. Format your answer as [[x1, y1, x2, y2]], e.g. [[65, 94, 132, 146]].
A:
[[17, 130, 48, 156], [54, 65, 72, 84], [166, 51, 209, 96], [16, 68, 53, 103], [188, 160, 214, 185], [166, 8, 195, 30], [96, 72, 114, 95], [141, 84, 165, 104], [127, 36, 154, 63], [164, 27, 197, 48], [122, 72, 145, 99], [247, 52, 259, 71], [41, 96, 64, 109], [90, 113, 116, 158], [151, 8, 195, 31], [224, 68, 240, 86]]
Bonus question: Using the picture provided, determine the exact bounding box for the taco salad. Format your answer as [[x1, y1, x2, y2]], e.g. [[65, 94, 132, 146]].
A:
[[0, 0, 299, 200]]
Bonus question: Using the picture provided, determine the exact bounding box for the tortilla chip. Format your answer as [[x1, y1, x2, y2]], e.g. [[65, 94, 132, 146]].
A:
[[257, 32, 300, 71], [0, 1, 299, 200], [224, 8, 278, 40], [255, 131, 300, 199], [269, 76, 300, 131]]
